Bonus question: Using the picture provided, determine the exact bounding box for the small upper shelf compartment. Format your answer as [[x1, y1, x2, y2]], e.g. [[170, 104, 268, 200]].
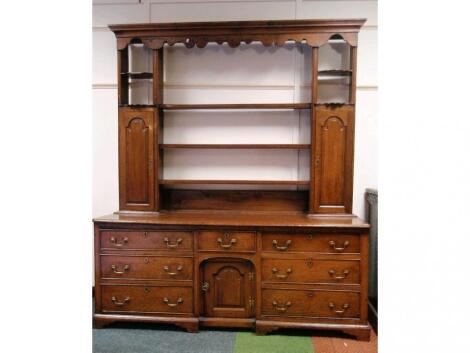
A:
[[119, 43, 154, 105]]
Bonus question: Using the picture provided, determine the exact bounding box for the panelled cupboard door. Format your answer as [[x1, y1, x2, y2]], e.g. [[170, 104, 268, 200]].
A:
[[202, 260, 255, 318], [119, 107, 156, 211], [312, 105, 354, 214]]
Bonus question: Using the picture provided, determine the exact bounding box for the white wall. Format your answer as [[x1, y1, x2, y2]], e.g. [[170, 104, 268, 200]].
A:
[[92, 0, 378, 219]]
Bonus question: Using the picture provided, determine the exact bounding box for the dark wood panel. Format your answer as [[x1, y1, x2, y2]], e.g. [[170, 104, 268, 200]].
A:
[[261, 289, 360, 319], [100, 255, 193, 280], [202, 259, 255, 318], [161, 190, 309, 212], [101, 285, 193, 314], [313, 105, 355, 213], [118, 107, 156, 211]]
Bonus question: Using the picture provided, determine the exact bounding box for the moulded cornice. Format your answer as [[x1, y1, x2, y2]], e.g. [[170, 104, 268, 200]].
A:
[[109, 19, 366, 49]]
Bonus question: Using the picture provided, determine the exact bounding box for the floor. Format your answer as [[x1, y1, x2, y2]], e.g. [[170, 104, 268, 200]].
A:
[[93, 323, 378, 353], [312, 329, 378, 353]]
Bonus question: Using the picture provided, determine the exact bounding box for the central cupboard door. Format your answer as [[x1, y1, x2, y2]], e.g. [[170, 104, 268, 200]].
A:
[[202, 260, 255, 318]]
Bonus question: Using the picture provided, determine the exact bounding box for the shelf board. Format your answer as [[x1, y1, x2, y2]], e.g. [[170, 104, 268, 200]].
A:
[[120, 72, 153, 79], [160, 144, 310, 149], [160, 103, 311, 110], [159, 179, 310, 186], [318, 69, 352, 76]]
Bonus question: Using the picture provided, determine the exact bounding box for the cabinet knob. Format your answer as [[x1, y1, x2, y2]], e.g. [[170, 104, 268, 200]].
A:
[[111, 296, 130, 306], [329, 302, 349, 314], [111, 264, 130, 274], [109, 236, 128, 247], [272, 239, 292, 251], [163, 265, 183, 276], [328, 240, 350, 252], [272, 300, 292, 312], [164, 237, 182, 249], [328, 269, 350, 280], [163, 297, 183, 308], [217, 237, 237, 249], [271, 267, 292, 279]]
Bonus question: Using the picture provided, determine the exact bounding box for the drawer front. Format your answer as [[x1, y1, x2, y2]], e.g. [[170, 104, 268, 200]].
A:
[[262, 233, 360, 254], [262, 289, 360, 319], [261, 258, 360, 284], [100, 230, 193, 251], [101, 285, 193, 314], [100, 255, 193, 280], [198, 230, 256, 252]]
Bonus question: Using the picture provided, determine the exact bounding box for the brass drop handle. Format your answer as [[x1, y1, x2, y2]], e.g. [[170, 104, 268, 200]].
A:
[[328, 269, 350, 280], [271, 267, 292, 279], [272, 300, 292, 312], [272, 239, 292, 251], [217, 236, 237, 249], [164, 237, 182, 249], [163, 265, 183, 276], [329, 302, 349, 314], [109, 236, 128, 247], [111, 264, 130, 274], [163, 297, 183, 307], [111, 296, 130, 306], [328, 240, 350, 252]]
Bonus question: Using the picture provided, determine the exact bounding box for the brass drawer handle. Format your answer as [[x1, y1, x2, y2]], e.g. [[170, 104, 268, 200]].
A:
[[111, 296, 130, 306], [328, 240, 350, 252], [329, 302, 350, 314], [109, 236, 128, 247], [217, 237, 237, 249], [111, 264, 130, 274], [271, 267, 292, 279], [272, 239, 292, 251], [163, 265, 183, 276], [164, 237, 183, 249], [328, 269, 350, 280], [272, 300, 292, 313], [163, 297, 183, 307]]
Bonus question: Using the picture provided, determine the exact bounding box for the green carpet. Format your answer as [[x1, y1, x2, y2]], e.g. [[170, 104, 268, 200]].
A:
[[93, 326, 314, 353], [234, 332, 313, 353]]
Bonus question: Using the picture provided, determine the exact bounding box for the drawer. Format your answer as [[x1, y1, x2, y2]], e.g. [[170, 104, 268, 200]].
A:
[[262, 289, 360, 319], [261, 233, 360, 254], [100, 230, 193, 251], [100, 255, 193, 280], [101, 285, 193, 314], [198, 230, 256, 252], [261, 258, 359, 284]]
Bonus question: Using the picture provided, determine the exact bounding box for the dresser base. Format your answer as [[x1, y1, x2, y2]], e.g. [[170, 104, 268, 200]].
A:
[[255, 320, 371, 341], [93, 314, 199, 333]]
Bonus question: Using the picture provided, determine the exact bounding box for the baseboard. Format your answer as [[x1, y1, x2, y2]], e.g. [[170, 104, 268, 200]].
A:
[[368, 299, 378, 334]]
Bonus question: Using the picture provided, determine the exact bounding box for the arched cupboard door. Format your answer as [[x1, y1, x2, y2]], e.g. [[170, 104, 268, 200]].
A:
[[118, 107, 156, 211], [312, 105, 355, 214]]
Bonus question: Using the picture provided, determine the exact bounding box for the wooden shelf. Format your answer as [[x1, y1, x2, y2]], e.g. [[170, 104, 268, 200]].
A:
[[121, 72, 153, 79], [159, 179, 310, 186], [318, 69, 352, 76], [160, 144, 310, 149], [160, 103, 311, 110]]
